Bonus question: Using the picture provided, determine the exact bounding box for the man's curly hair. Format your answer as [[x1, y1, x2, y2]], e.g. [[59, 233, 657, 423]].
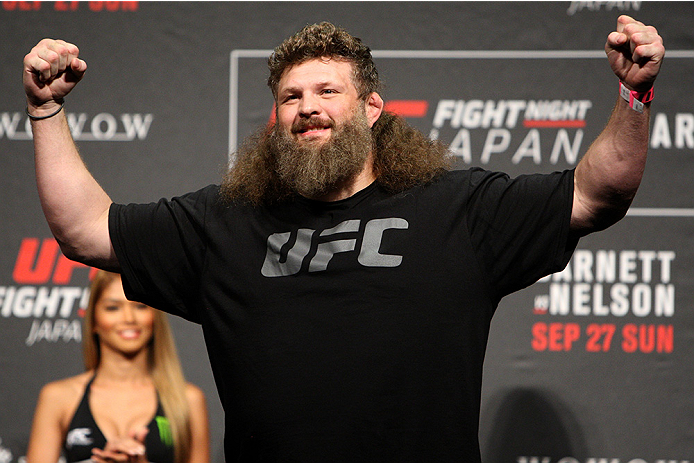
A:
[[267, 22, 380, 101]]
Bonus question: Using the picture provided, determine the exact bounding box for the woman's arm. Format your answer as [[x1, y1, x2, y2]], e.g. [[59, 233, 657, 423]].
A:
[[26, 381, 72, 463], [186, 384, 211, 463]]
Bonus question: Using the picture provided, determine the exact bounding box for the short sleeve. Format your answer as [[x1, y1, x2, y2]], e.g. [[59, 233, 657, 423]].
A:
[[109, 185, 218, 323], [466, 168, 577, 299]]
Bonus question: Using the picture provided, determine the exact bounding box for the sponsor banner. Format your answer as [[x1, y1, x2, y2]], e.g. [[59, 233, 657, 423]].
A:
[[566, 1, 644, 16], [531, 248, 676, 354], [0, 239, 92, 463], [229, 51, 694, 185], [230, 51, 609, 172], [0, 112, 154, 142], [1, 238, 94, 346], [480, 212, 694, 459]]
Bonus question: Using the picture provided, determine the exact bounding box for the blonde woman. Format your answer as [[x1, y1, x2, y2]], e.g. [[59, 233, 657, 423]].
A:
[[27, 270, 210, 463]]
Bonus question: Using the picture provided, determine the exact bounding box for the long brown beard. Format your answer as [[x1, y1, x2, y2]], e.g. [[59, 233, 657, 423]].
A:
[[272, 108, 372, 199], [220, 110, 452, 206]]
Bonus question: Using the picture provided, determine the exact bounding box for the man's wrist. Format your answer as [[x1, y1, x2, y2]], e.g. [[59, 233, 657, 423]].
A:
[[618, 81, 654, 113], [26, 99, 65, 121]]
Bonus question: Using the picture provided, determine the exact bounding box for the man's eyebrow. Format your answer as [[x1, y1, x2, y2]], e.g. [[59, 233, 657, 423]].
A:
[[281, 80, 341, 93], [280, 84, 300, 92]]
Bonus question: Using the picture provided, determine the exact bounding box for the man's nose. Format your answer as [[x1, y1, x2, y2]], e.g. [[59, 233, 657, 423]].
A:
[[298, 94, 321, 117]]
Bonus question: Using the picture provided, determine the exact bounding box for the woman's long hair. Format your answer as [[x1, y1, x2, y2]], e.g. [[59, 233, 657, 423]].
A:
[[83, 270, 191, 463]]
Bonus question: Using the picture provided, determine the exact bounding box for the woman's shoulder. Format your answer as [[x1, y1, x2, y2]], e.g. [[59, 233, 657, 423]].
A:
[[184, 383, 206, 401], [33, 371, 95, 428], [39, 371, 93, 404], [183, 382, 208, 411]]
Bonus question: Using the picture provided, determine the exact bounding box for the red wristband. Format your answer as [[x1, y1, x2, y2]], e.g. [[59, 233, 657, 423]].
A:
[[619, 81, 654, 113]]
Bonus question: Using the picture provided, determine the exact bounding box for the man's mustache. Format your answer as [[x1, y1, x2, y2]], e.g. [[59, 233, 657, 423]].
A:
[[291, 116, 335, 134]]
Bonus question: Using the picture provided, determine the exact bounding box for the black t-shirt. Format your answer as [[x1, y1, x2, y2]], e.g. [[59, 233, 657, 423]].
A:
[[110, 168, 577, 462]]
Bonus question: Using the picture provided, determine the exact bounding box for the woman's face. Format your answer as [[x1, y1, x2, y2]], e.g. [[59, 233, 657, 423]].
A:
[[92, 277, 155, 357]]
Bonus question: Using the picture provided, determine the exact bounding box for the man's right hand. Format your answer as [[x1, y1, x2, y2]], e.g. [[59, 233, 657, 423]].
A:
[[23, 39, 87, 116]]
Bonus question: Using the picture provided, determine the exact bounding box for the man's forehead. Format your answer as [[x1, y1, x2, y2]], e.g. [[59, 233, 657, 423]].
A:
[[279, 57, 355, 85]]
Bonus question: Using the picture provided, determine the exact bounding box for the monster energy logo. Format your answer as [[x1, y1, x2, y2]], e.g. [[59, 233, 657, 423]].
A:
[[155, 416, 173, 447]]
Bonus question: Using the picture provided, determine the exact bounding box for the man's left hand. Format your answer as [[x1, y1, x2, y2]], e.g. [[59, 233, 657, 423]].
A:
[[605, 15, 665, 92]]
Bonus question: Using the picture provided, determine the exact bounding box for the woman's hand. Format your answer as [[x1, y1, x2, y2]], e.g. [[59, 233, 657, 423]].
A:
[[90, 427, 149, 463]]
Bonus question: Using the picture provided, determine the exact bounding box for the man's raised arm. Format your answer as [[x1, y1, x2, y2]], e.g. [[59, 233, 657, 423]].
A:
[[24, 39, 118, 270], [571, 15, 665, 235]]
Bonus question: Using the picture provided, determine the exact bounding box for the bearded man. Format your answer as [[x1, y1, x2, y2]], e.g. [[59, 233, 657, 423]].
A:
[[221, 24, 452, 206], [24, 18, 663, 462]]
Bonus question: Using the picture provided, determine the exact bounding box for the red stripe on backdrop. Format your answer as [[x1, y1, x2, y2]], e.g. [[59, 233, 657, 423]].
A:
[[384, 100, 429, 118], [523, 120, 586, 128]]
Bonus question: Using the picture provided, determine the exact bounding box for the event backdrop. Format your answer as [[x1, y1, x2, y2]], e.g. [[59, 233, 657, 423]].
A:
[[1, 2, 693, 462]]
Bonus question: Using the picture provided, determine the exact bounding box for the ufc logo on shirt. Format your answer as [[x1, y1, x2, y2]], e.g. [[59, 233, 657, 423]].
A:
[[261, 218, 409, 277]]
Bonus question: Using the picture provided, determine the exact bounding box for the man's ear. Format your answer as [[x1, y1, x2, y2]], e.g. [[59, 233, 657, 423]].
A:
[[364, 92, 384, 127]]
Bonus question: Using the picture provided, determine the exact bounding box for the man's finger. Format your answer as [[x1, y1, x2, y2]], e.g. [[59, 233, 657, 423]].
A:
[[24, 54, 48, 80], [35, 49, 62, 80], [632, 42, 665, 66], [32, 40, 81, 82], [69, 57, 88, 79], [55, 40, 81, 71], [615, 14, 634, 34], [606, 30, 627, 50]]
